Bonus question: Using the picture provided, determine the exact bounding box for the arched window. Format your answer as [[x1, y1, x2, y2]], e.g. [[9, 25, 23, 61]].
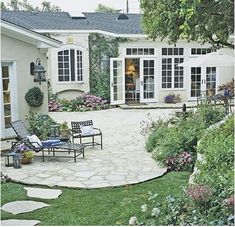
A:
[[57, 48, 83, 82]]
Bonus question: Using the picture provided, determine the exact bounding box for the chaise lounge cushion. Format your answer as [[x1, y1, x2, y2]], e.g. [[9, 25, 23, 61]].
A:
[[27, 135, 43, 148]]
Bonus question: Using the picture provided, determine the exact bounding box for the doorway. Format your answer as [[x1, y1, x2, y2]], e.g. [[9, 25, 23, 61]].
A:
[[1, 62, 18, 138], [125, 58, 140, 103]]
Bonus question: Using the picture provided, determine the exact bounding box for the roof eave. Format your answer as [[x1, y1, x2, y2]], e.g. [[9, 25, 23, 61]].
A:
[[1, 20, 62, 48]]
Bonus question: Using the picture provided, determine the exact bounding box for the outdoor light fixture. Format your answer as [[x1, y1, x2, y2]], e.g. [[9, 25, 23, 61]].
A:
[[30, 58, 46, 83]]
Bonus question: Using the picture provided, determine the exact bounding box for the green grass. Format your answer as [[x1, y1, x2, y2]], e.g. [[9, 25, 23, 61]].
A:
[[1, 172, 190, 225]]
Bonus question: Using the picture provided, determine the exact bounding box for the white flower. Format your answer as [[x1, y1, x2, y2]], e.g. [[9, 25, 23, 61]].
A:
[[129, 216, 138, 225], [151, 208, 160, 218], [141, 204, 148, 212]]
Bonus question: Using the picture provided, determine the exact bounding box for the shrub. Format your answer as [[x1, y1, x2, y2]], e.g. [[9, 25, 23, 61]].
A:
[[147, 105, 225, 170], [25, 87, 44, 107], [218, 79, 234, 97], [194, 115, 234, 198], [26, 113, 57, 139]]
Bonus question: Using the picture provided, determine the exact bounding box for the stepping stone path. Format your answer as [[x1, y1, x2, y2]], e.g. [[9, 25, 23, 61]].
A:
[[1, 201, 50, 215], [24, 187, 62, 199], [1, 187, 62, 226], [1, 219, 40, 226]]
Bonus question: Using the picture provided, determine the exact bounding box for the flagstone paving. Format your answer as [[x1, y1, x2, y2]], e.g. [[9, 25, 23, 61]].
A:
[[0, 219, 40, 226], [1, 201, 50, 215], [24, 187, 62, 199], [1, 108, 174, 188]]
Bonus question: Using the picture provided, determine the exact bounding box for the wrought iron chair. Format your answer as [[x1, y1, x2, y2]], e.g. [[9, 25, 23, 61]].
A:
[[10, 120, 85, 162], [71, 120, 103, 149]]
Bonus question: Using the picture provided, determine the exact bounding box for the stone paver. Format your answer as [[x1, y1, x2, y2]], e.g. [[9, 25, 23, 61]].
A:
[[1, 219, 40, 226], [1, 109, 174, 188], [1, 201, 50, 215], [24, 187, 62, 199]]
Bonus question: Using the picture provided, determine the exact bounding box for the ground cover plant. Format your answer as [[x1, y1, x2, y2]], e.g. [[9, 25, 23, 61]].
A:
[[1, 172, 190, 226], [144, 105, 225, 171]]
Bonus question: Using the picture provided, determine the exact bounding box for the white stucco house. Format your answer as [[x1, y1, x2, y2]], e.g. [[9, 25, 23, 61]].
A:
[[0, 19, 61, 139], [1, 11, 234, 138]]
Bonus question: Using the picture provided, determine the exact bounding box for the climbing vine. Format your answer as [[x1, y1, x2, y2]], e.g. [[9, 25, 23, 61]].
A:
[[89, 33, 128, 100]]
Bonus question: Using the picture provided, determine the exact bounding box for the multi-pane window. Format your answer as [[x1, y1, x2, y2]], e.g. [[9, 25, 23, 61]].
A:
[[161, 48, 184, 89], [126, 48, 155, 56], [58, 49, 83, 82], [191, 48, 211, 55]]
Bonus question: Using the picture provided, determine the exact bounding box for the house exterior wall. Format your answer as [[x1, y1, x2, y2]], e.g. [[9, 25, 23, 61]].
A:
[[1, 34, 48, 124], [118, 39, 234, 103], [47, 33, 90, 99]]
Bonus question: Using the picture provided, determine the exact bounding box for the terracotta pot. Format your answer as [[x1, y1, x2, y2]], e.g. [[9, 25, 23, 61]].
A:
[[21, 158, 32, 165]]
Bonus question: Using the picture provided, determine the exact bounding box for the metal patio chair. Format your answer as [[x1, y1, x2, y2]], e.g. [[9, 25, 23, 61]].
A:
[[71, 120, 103, 149], [10, 120, 85, 162]]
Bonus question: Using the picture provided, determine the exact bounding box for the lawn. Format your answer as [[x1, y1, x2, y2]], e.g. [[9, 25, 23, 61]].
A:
[[1, 171, 190, 225]]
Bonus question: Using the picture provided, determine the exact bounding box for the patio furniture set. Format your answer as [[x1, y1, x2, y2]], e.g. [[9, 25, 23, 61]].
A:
[[5, 120, 103, 167]]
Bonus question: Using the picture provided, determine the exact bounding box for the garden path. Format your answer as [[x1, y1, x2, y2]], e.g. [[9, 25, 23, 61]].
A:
[[1, 108, 174, 188]]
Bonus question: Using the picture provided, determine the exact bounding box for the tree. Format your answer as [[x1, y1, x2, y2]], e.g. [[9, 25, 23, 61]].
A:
[[140, 0, 234, 49], [1, 0, 61, 11], [95, 4, 119, 13]]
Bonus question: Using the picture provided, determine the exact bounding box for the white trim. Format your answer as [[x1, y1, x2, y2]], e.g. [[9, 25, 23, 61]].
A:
[[1, 20, 61, 47], [56, 47, 84, 84], [34, 29, 148, 38], [110, 58, 125, 105], [140, 58, 156, 103], [0, 61, 19, 138]]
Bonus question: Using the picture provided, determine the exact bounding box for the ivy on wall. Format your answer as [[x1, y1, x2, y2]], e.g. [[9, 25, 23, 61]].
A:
[[89, 33, 128, 100]]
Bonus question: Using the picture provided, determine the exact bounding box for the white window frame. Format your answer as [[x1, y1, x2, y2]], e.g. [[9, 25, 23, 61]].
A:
[[125, 47, 157, 57], [190, 47, 212, 56], [57, 47, 84, 84], [160, 47, 185, 90]]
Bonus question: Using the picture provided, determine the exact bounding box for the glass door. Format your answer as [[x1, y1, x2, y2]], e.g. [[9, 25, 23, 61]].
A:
[[140, 58, 156, 103], [110, 58, 125, 105], [190, 67, 217, 99], [1, 62, 18, 138]]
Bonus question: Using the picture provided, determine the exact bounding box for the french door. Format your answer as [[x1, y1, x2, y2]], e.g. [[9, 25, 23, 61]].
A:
[[110, 58, 125, 105], [190, 67, 217, 99], [1, 62, 18, 138], [140, 58, 156, 102]]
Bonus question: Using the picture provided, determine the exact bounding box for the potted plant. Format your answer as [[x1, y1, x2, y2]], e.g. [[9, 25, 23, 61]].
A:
[[16, 144, 34, 164], [164, 94, 175, 103], [59, 121, 71, 139]]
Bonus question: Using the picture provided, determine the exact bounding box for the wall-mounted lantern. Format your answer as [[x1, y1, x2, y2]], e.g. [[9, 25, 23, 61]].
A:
[[30, 58, 46, 84]]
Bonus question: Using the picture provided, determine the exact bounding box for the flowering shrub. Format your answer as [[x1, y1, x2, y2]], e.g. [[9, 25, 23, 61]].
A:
[[218, 79, 234, 97], [49, 94, 112, 112], [48, 99, 60, 111], [166, 151, 193, 171], [82, 93, 108, 109], [186, 184, 212, 202]]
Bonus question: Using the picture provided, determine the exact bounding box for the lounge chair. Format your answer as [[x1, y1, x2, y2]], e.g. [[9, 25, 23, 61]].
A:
[[10, 120, 85, 162], [71, 120, 103, 149]]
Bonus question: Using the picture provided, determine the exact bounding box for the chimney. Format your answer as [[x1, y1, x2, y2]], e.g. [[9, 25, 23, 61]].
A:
[[126, 0, 129, 13]]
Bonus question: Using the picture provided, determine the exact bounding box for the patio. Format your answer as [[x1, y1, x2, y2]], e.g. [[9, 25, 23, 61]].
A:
[[1, 108, 174, 189]]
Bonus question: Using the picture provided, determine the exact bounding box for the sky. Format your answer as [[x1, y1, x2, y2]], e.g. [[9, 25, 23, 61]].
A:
[[3, 0, 141, 13]]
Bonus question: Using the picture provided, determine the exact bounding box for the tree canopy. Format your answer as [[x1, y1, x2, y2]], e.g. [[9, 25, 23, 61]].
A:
[[1, 0, 61, 11], [140, 0, 234, 49], [95, 4, 119, 13]]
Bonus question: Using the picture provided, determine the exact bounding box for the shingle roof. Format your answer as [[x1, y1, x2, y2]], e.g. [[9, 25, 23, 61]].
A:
[[1, 11, 143, 34]]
